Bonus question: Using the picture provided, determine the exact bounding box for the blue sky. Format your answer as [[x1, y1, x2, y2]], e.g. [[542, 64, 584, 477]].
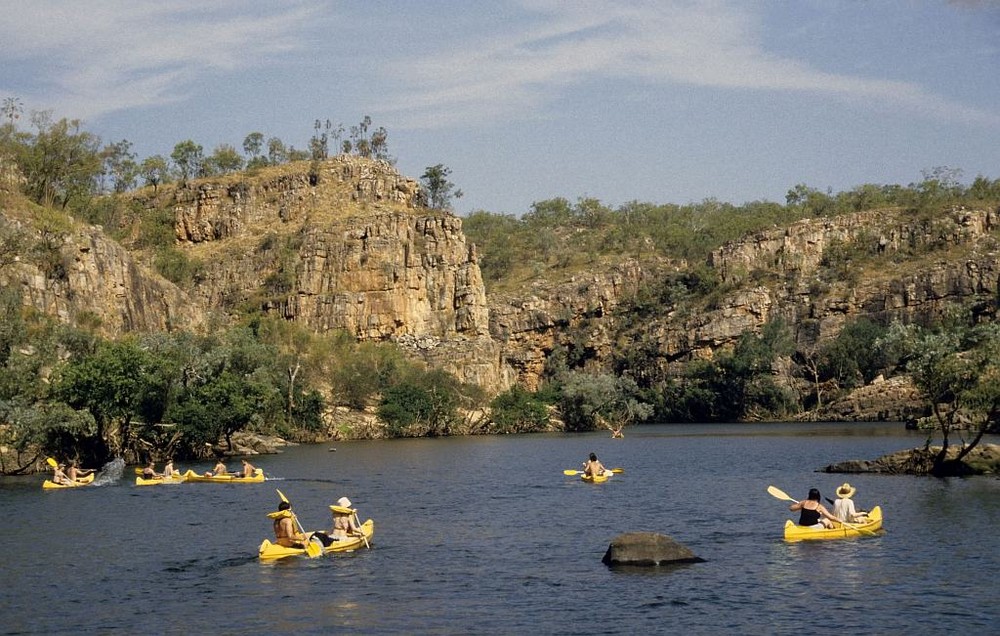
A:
[[1, 1, 998, 216]]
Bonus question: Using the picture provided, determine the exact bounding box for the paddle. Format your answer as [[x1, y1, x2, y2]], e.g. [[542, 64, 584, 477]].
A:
[[766, 485, 874, 535], [275, 489, 322, 558], [562, 468, 625, 475], [353, 511, 370, 549], [46, 457, 81, 486]]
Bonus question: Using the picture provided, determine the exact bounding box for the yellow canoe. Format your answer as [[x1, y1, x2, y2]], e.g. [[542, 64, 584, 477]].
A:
[[783, 505, 884, 541], [135, 473, 186, 486], [181, 468, 264, 483], [581, 470, 613, 483], [258, 519, 375, 560], [42, 473, 96, 490]]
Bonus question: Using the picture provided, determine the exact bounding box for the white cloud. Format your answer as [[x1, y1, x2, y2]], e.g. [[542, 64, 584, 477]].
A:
[[0, 0, 324, 120], [380, 0, 1000, 129]]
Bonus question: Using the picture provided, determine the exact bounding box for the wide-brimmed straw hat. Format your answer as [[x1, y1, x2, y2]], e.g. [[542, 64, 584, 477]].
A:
[[836, 483, 856, 498]]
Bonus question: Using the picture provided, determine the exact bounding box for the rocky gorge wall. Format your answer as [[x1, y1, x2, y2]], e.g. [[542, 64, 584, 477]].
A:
[[6, 152, 1000, 419], [0, 212, 205, 337]]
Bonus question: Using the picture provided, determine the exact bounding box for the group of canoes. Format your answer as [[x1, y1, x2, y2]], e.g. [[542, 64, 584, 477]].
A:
[[569, 454, 885, 542], [43, 456, 376, 560]]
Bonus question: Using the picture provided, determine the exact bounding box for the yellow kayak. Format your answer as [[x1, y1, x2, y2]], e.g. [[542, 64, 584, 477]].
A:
[[42, 473, 96, 489], [180, 468, 264, 483], [135, 473, 186, 486], [581, 470, 613, 483], [783, 505, 884, 541], [258, 519, 375, 560]]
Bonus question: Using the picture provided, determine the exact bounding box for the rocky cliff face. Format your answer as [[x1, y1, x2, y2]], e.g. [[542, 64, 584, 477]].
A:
[[145, 156, 501, 390], [0, 213, 205, 337], [6, 153, 1000, 418], [486, 205, 1000, 408]]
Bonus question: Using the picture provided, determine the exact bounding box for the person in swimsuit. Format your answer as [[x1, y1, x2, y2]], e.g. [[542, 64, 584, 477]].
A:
[[789, 488, 838, 528], [205, 459, 229, 477], [142, 460, 160, 480], [582, 453, 607, 477], [52, 462, 71, 485], [66, 460, 94, 482], [240, 459, 257, 478]]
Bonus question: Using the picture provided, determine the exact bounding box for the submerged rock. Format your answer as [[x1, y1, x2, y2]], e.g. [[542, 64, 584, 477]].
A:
[[602, 532, 705, 567]]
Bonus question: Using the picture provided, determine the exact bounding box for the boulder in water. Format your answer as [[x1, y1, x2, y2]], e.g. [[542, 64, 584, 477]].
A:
[[602, 532, 705, 567]]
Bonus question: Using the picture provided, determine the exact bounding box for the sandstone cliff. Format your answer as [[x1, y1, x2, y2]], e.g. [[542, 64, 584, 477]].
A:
[[6, 153, 1000, 422], [0, 206, 205, 337], [137, 156, 507, 392]]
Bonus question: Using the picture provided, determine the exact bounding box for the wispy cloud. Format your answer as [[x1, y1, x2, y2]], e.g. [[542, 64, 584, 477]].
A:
[[381, 0, 1000, 129], [0, 0, 323, 120]]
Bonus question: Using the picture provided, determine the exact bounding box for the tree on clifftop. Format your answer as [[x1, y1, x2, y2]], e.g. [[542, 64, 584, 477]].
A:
[[421, 164, 462, 211]]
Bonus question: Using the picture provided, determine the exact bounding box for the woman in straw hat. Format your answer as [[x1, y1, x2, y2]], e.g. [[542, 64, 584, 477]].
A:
[[329, 496, 362, 541], [832, 483, 868, 523]]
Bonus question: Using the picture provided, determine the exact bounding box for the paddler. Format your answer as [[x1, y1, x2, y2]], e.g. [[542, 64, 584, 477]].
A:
[[789, 488, 839, 528], [582, 452, 607, 477], [204, 458, 229, 478], [329, 496, 362, 541], [239, 458, 257, 478], [142, 460, 161, 480], [52, 462, 71, 485], [66, 460, 94, 482], [272, 501, 309, 548]]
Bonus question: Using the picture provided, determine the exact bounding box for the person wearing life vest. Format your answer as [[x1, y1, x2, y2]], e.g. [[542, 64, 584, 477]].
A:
[[329, 496, 362, 540], [272, 501, 308, 548]]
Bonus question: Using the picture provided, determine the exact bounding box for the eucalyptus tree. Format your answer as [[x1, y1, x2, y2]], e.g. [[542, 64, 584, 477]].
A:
[[243, 132, 265, 164], [2, 96, 23, 129], [102, 139, 137, 193], [139, 155, 170, 193], [170, 139, 204, 183], [267, 137, 288, 165], [207, 143, 244, 175], [17, 112, 102, 209], [54, 337, 163, 462], [881, 315, 1000, 475], [421, 164, 462, 210]]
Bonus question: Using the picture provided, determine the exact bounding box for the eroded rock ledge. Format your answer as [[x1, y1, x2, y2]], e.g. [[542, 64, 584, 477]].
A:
[[822, 443, 1000, 475]]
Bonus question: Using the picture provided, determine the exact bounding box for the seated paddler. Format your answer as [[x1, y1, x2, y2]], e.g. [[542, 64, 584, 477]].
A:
[[270, 501, 309, 548], [330, 496, 362, 540], [311, 496, 362, 546]]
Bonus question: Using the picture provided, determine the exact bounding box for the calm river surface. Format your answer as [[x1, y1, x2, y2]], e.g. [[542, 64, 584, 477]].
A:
[[2, 422, 998, 635]]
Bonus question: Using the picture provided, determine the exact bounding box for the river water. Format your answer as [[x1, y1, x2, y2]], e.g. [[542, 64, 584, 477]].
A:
[[1, 422, 997, 635]]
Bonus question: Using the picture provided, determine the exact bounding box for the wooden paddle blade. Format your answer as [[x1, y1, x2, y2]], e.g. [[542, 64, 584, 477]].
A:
[[767, 485, 797, 502]]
